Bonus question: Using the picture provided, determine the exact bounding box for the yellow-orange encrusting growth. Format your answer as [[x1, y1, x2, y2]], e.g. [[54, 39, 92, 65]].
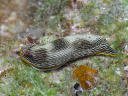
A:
[[73, 65, 98, 90]]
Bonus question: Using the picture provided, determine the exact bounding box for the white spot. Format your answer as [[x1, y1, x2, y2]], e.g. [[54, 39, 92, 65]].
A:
[[102, 7, 106, 10], [124, 45, 128, 55], [123, 18, 128, 21], [20, 44, 24, 47], [124, 66, 128, 71], [115, 68, 121, 76]]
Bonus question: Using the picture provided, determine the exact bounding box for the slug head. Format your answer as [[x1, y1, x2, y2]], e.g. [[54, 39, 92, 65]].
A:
[[92, 38, 118, 56]]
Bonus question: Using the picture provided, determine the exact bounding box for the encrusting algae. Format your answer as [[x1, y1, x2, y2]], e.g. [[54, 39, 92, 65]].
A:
[[72, 65, 98, 90]]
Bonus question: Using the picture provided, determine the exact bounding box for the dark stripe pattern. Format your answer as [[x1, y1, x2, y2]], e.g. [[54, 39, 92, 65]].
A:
[[22, 48, 47, 65], [20, 34, 117, 71], [73, 39, 93, 50], [52, 38, 69, 51]]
